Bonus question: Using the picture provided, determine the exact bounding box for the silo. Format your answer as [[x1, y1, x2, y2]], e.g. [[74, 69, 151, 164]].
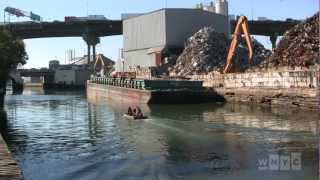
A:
[[215, 0, 230, 36], [215, 0, 228, 16], [203, 1, 216, 13], [49, 60, 60, 70]]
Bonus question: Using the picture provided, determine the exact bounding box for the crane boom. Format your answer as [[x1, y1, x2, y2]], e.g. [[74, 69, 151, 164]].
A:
[[223, 16, 254, 73]]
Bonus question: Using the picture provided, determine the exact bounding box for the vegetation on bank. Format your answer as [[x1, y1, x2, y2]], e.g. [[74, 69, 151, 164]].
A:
[[0, 30, 28, 107]]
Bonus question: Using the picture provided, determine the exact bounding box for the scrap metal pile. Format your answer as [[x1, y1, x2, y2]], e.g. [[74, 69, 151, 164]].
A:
[[266, 12, 319, 67], [168, 27, 271, 76]]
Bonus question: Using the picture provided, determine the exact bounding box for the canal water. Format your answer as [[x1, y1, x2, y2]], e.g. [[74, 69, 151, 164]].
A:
[[0, 87, 319, 180]]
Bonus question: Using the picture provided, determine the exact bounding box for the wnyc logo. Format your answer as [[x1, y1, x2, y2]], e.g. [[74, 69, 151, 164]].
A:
[[258, 153, 301, 171]]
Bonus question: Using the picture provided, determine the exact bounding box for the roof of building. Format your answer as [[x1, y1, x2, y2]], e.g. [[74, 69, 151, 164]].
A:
[[123, 8, 225, 21], [71, 54, 115, 66]]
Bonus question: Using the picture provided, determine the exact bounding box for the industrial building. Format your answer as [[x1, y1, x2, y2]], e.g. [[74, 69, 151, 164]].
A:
[[47, 54, 115, 87], [48, 60, 91, 86], [54, 69, 91, 86], [122, 2, 229, 70]]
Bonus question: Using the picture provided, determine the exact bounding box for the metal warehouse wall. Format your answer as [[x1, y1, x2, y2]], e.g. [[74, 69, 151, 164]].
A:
[[122, 8, 230, 70], [123, 10, 166, 51], [165, 9, 229, 47], [124, 49, 156, 70]]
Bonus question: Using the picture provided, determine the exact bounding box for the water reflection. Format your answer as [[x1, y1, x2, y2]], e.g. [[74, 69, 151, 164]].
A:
[[1, 90, 319, 180], [0, 110, 29, 156]]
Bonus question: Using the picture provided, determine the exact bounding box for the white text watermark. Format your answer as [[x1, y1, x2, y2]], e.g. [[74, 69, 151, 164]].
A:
[[258, 152, 301, 171]]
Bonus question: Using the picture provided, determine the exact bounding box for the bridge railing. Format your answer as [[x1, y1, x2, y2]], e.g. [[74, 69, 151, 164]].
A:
[[90, 76, 145, 90]]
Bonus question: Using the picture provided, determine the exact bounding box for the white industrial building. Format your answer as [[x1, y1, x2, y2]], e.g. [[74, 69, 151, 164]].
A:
[[122, 5, 229, 70]]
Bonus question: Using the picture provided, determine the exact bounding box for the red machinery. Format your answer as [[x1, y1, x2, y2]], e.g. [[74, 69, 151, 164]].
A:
[[111, 72, 136, 79]]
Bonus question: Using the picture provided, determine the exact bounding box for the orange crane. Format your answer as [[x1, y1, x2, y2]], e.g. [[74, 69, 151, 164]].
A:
[[223, 16, 254, 73]]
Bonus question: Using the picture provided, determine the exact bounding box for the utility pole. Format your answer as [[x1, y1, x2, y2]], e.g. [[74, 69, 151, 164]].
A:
[[86, 0, 89, 16], [250, 0, 254, 20]]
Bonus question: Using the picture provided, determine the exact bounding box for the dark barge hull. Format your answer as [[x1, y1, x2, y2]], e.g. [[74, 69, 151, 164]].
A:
[[87, 82, 225, 104]]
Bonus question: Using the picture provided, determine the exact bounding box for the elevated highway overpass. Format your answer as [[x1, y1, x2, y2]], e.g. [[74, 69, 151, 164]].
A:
[[1, 18, 299, 48], [0, 20, 122, 39], [0, 20, 122, 64], [230, 19, 300, 48], [0, 18, 299, 60], [0, 19, 298, 40]]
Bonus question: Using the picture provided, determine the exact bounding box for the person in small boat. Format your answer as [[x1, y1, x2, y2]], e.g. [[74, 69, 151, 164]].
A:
[[132, 108, 137, 116], [127, 106, 133, 116], [134, 106, 144, 119], [126, 106, 145, 119]]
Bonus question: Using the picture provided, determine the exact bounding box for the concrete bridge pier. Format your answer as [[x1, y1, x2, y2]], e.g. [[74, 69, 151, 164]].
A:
[[87, 43, 91, 64], [92, 42, 97, 63], [83, 34, 100, 65], [270, 34, 278, 50]]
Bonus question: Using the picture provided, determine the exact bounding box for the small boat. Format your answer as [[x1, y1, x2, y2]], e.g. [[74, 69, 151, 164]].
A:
[[123, 113, 148, 120]]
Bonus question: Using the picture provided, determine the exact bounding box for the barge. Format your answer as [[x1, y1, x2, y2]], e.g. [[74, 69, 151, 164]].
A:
[[87, 77, 225, 104]]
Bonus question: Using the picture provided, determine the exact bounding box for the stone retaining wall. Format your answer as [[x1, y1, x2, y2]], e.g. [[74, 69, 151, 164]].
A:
[[189, 67, 320, 89], [190, 67, 320, 110], [214, 87, 319, 111]]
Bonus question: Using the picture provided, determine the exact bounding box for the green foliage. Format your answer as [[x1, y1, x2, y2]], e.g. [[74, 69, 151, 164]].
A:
[[0, 30, 28, 80]]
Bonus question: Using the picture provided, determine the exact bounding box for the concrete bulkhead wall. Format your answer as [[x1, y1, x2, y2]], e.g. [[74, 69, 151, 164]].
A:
[[190, 67, 320, 89], [189, 67, 320, 110]]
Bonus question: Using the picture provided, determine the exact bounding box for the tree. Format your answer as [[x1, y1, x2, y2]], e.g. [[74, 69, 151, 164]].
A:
[[0, 30, 28, 107]]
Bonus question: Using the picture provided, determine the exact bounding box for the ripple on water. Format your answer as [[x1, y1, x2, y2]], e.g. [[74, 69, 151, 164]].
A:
[[2, 93, 319, 180]]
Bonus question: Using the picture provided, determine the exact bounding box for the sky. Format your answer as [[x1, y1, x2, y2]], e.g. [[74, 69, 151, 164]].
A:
[[0, 0, 318, 68]]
